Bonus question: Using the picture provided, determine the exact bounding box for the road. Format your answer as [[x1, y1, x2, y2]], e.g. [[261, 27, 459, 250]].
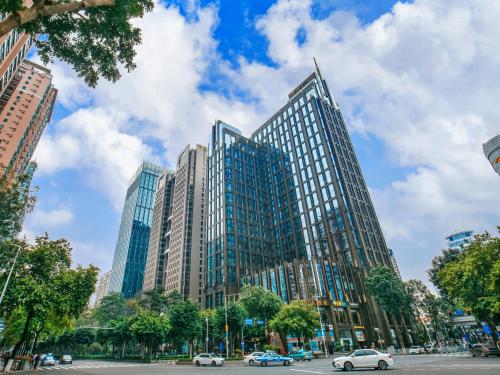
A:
[[38, 353, 500, 374]]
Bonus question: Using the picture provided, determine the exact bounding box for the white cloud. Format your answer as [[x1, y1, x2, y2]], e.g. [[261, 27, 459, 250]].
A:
[[33, 0, 500, 281], [29, 207, 74, 228]]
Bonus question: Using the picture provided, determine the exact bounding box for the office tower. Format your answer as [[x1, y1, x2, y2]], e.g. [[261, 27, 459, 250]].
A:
[[109, 162, 164, 298], [143, 170, 175, 292], [163, 145, 207, 304], [205, 63, 405, 349], [446, 230, 474, 250], [0, 61, 57, 181], [94, 271, 111, 308], [387, 249, 401, 278], [0, 27, 33, 98], [483, 134, 500, 176]]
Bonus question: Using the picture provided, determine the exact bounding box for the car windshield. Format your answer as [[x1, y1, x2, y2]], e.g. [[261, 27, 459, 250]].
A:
[[346, 351, 356, 357]]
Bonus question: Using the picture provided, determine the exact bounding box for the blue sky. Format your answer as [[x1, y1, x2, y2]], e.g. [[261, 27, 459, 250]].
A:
[[24, 0, 500, 284]]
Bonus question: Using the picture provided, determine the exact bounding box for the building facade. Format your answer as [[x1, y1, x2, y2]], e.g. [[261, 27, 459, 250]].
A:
[[446, 230, 474, 250], [143, 170, 175, 292], [483, 134, 500, 176], [163, 145, 207, 304], [109, 162, 164, 298], [205, 64, 404, 349], [94, 271, 111, 308], [0, 60, 57, 180]]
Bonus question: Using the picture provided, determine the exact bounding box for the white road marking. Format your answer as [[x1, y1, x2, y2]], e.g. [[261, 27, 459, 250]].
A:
[[289, 369, 326, 374]]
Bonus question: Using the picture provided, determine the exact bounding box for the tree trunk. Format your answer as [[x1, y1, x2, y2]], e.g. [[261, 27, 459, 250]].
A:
[[12, 312, 33, 356], [390, 315, 405, 351]]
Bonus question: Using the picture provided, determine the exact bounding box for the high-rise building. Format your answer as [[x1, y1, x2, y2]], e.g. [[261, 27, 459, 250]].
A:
[[109, 162, 164, 298], [94, 270, 111, 308], [0, 60, 57, 181], [0, 26, 33, 98], [388, 249, 401, 278], [143, 170, 175, 292], [483, 134, 500, 176], [164, 145, 207, 304], [205, 63, 405, 349], [446, 230, 474, 250]]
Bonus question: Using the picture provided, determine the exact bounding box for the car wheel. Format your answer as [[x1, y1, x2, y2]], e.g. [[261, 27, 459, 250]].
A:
[[307, 359, 311, 361], [212, 361, 217, 367], [344, 361, 353, 371], [378, 360, 388, 370], [249, 359, 255, 366], [284, 360, 290, 366], [195, 360, 200, 367], [472, 354, 476, 357], [261, 361, 268, 367]]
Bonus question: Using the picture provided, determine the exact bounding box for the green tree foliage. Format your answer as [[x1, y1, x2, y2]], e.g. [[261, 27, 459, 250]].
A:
[[129, 311, 170, 355], [139, 287, 169, 314], [215, 302, 247, 353], [366, 266, 413, 347], [428, 247, 461, 297], [0, 1, 154, 87], [168, 300, 201, 357], [269, 300, 319, 345], [366, 266, 412, 317], [0, 235, 99, 355], [93, 293, 136, 325], [239, 285, 282, 322], [436, 230, 500, 324], [0, 175, 35, 241]]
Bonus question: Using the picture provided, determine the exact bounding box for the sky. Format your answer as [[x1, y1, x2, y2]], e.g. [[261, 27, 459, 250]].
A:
[[22, 0, 500, 284]]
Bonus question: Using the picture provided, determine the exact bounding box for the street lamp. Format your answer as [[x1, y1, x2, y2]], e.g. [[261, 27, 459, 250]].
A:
[[314, 295, 328, 358], [205, 317, 209, 353], [0, 243, 23, 307]]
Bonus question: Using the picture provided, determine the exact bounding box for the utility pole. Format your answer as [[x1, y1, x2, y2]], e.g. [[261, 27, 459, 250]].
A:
[[0, 243, 23, 307], [225, 295, 229, 358], [315, 295, 328, 358], [206, 317, 209, 353]]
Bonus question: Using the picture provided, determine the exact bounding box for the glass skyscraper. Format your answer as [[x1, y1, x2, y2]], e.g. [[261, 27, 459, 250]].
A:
[[446, 230, 474, 250], [205, 63, 406, 349], [109, 162, 164, 298]]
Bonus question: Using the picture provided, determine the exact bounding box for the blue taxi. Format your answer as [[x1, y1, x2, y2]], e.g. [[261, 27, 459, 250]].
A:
[[255, 353, 294, 366]]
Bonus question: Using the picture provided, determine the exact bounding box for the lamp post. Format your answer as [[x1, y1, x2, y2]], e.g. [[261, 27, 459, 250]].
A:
[[314, 295, 328, 358], [0, 243, 23, 307], [224, 295, 229, 358], [205, 317, 209, 353]]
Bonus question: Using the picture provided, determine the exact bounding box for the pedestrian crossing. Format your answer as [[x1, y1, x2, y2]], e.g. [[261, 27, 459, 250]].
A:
[[40, 363, 164, 371]]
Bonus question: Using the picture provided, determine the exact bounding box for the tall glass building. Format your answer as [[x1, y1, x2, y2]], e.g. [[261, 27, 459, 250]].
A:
[[205, 63, 407, 349], [446, 230, 474, 250], [109, 162, 164, 298]]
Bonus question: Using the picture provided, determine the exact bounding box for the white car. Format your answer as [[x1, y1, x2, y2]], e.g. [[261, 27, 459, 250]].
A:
[[193, 353, 225, 367], [409, 346, 424, 354], [333, 349, 393, 371], [244, 351, 265, 366]]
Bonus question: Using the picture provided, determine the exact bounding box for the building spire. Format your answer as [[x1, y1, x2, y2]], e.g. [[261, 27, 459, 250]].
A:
[[313, 57, 337, 108]]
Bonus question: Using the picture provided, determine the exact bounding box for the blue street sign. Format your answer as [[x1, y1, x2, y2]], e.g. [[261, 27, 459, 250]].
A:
[[481, 323, 492, 335], [257, 320, 265, 325], [245, 319, 253, 326], [0, 318, 4, 333], [455, 309, 464, 317]]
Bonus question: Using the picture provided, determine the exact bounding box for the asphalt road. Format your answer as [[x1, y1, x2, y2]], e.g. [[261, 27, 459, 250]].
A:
[[37, 353, 500, 375]]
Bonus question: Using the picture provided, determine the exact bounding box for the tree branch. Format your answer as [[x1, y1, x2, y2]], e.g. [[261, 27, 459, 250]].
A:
[[0, 0, 115, 37]]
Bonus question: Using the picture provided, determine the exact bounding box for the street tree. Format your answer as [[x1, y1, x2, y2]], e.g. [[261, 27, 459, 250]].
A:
[[93, 293, 136, 326], [0, 175, 35, 242], [366, 266, 413, 347], [0, 235, 98, 356], [168, 300, 201, 357], [139, 287, 169, 314], [437, 230, 500, 330], [215, 302, 247, 354], [239, 285, 282, 324], [0, 1, 154, 87], [129, 311, 170, 356], [428, 247, 461, 297], [269, 300, 319, 348]]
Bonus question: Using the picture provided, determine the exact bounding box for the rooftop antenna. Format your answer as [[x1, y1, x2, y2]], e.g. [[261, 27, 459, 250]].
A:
[[313, 57, 338, 109]]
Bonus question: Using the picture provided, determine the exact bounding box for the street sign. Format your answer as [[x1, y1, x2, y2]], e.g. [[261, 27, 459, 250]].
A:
[[0, 318, 4, 333], [257, 320, 264, 325], [245, 319, 253, 326]]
